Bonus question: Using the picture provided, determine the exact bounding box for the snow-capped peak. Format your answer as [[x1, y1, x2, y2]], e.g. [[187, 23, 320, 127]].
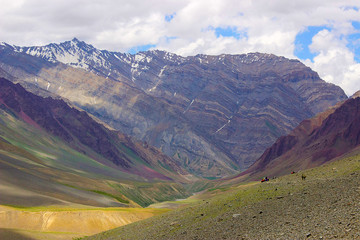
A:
[[8, 38, 111, 70], [71, 37, 81, 43], [0, 42, 16, 50]]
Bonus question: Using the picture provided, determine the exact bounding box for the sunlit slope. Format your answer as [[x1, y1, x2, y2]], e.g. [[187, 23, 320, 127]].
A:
[[0, 205, 169, 239], [0, 110, 189, 208], [0, 113, 181, 239], [85, 149, 360, 239], [0, 77, 193, 208]]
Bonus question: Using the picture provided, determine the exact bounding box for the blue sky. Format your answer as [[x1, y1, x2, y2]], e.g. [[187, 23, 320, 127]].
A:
[[128, 44, 156, 54], [165, 13, 176, 22], [347, 21, 360, 62], [294, 26, 331, 62], [214, 27, 242, 39], [294, 22, 360, 63]]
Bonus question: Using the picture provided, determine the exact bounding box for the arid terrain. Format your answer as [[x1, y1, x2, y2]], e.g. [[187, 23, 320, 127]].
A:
[[0, 205, 168, 240], [85, 149, 360, 239], [1, 2, 360, 240]]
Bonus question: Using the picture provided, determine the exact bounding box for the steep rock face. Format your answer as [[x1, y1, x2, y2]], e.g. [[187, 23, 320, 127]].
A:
[[0, 40, 347, 177], [0, 77, 189, 180], [243, 95, 360, 178]]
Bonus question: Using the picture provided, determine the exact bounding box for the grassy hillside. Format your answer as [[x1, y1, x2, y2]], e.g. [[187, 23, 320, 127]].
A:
[[0, 92, 195, 239], [85, 149, 360, 239], [0, 76, 199, 209], [0, 107, 191, 208]]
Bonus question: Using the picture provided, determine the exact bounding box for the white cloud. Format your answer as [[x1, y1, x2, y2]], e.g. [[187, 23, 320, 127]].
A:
[[304, 29, 360, 96], [0, 0, 360, 94], [94, 13, 166, 50]]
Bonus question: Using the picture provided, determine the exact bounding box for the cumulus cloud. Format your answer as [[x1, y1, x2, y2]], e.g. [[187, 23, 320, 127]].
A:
[[304, 29, 360, 96], [0, 0, 359, 94]]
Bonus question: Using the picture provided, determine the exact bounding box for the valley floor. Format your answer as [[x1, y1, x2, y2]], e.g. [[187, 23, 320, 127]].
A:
[[0, 228, 83, 240], [0, 205, 169, 240], [85, 153, 360, 239]]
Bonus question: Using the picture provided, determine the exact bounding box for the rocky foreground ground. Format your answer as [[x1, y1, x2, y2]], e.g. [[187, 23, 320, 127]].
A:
[[86, 153, 360, 239]]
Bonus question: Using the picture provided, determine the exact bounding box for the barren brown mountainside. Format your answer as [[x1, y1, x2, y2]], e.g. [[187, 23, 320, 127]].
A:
[[241, 94, 360, 179], [0, 77, 190, 181], [0, 39, 347, 177]]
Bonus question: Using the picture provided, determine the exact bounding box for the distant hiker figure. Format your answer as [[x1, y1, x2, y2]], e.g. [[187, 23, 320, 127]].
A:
[[302, 174, 306, 180], [261, 177, 269, 182]]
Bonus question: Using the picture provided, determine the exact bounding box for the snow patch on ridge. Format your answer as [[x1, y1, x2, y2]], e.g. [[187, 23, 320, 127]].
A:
[[183, 99, 195, 114], [158, 66, 167, 77], [135, 54, 146, 62], [215, 120, 231, 133]]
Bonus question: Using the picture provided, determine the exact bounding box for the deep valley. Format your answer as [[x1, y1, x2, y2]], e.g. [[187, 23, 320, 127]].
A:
[[0, 38, 359, 240]]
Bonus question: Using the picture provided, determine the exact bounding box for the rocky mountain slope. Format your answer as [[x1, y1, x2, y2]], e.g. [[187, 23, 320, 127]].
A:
[[84, 150, 360, 239], [0, 77, 194, 208], [239, 93, 360, 180], [0, 39, 347, 177]]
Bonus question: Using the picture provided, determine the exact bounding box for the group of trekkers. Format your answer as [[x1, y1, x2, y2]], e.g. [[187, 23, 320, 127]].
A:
[[261, 176, 269, 182], [261, 171, 306, 182]]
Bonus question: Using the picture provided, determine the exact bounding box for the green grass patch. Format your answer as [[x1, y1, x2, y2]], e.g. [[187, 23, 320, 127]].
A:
[[2, 204, 170, 213], [117, 143, 150, 166], [203, 176, 219, 180], [89, 190, 129, 204], [157, 160, 173, 172], [113, 182, 190, 207], [58, 183, 130, 204], [207, 187, 230, 192], [265, 120, 280, 137]]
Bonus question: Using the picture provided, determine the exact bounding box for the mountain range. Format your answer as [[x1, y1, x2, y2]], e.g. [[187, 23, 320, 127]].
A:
[[1, 38, 360, 240], [240, 91, 360, 179], [81, 90, 360, 239], [0, 38, 347, 177], [0, 77, 193, 208]]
